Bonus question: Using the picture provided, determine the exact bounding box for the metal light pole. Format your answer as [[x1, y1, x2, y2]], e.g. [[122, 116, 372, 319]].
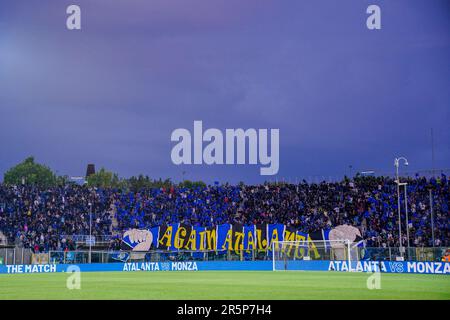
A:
[[429, 189, 435, 247], [89, 202, 92, 264], [399, 182, 410, 259], [405, 184, 410, 259], [394, 157, 408, 259]]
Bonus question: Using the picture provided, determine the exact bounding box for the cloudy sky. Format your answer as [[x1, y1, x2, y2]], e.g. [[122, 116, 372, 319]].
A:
[[0, 0, 449, 183]]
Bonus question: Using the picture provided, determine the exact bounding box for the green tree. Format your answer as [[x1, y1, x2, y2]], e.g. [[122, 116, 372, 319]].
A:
[[127, 175, 173, 191], [3, 156, 56, 187], [87, 167, 122, 188], [128, 174, 151, 191], [56, 175, 72, 186], [153, 178, 173, 189], [178, 180, 206, 189]]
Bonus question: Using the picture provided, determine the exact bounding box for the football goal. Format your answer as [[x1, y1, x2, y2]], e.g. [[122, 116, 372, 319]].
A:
[[272, 240, 355, 271]]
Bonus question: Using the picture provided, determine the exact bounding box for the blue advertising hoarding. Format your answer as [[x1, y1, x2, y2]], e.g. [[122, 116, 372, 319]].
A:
[[1, 260, 449, 275]]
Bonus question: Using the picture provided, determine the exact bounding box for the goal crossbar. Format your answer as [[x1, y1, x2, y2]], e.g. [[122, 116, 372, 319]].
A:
[[272, 239, 353, 272]]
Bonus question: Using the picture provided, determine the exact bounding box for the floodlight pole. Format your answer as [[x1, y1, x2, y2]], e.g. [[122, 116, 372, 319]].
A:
[[405, 184, 410, 259], [399, 182, 410, 260], [394, 157, 408, 259], [89, 202, 92, 264], [429, 189, 435, 247]]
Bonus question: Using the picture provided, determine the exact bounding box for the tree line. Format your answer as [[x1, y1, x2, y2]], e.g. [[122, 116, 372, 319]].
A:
[[2, 156, 206, 190]]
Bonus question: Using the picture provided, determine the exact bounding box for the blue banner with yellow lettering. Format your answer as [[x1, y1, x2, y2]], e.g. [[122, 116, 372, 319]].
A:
[[121, 223, 363, 258], [216, 224, 232, 252]]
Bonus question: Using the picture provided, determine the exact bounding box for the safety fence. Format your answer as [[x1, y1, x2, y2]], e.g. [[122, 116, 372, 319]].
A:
[[0, 247, 33, 265], [59, 234, 114, 243], [0, 246, 447, 265]]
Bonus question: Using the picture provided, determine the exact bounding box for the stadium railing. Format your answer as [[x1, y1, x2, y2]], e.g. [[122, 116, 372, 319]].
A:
[[60, 234, 114, 244], [39, 246, 449, 265], [1, 246, 448, 265], [0, 247, 33, 265]]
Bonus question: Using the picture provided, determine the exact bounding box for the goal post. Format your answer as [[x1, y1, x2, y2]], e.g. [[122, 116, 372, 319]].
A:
[[272, 239, 355, 272]]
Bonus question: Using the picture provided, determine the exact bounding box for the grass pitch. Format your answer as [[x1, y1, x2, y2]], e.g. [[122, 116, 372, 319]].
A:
[[0, 271, 449, 300]]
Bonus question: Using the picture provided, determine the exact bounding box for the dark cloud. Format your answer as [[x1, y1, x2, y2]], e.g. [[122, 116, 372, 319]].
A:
[[0, 0, 449, 183]]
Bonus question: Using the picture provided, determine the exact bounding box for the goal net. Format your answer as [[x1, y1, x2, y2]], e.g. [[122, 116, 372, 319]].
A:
[[272, 240, 355, 271]]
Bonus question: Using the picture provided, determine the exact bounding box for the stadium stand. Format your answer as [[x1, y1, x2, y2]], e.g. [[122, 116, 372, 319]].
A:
[[0, 175, 448, 253]]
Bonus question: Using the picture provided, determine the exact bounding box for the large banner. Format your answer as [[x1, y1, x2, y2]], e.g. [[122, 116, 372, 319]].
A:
[[121, 223, 363, 256]]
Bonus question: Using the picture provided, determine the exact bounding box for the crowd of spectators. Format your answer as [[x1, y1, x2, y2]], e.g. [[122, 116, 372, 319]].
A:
[[0, 175, 448, 252], [0, 185, 113, 252]]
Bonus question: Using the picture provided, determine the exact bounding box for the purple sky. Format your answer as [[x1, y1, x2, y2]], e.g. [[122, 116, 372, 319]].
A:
[[0, 0, 449, 183]]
